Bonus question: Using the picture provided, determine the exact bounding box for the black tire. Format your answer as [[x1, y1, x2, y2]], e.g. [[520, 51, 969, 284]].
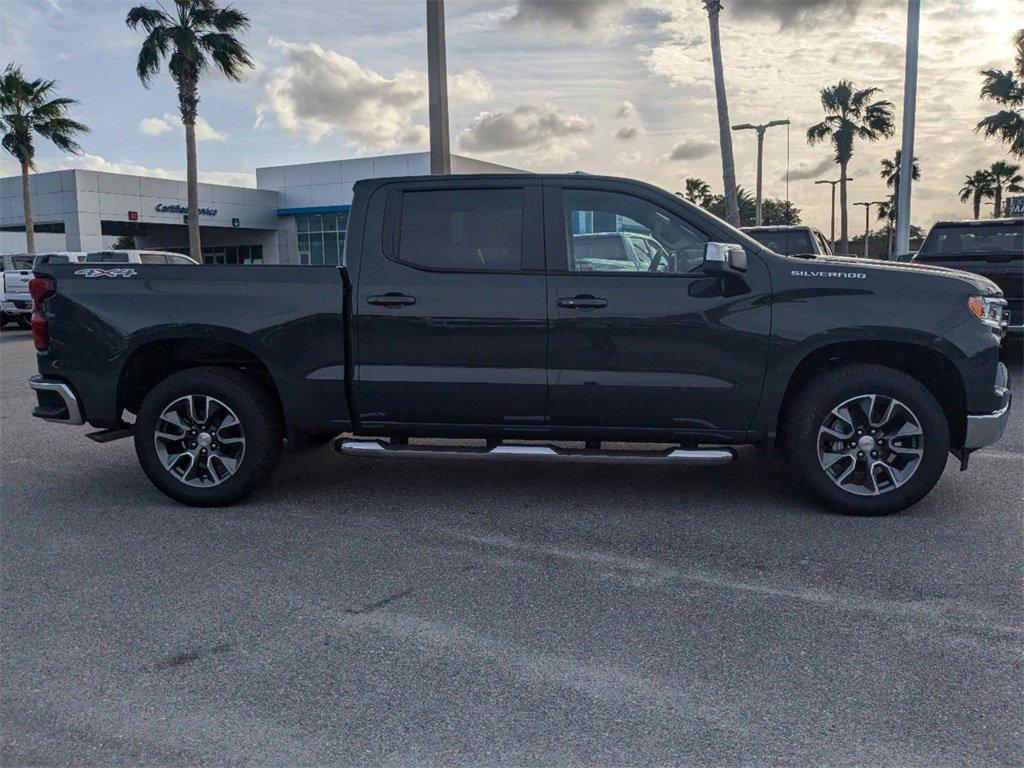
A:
[[0, 313, 9, 328], [15, 315, 31, 330], [784, 364, 950, 515], [134, 367, 283, 506]]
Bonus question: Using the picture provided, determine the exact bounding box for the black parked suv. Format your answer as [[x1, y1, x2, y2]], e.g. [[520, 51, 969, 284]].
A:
[[913, 218, 1023, 335]]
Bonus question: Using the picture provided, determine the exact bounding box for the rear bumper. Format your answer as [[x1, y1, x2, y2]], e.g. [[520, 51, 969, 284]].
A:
[[28, 376, 84, 425], [2, 297, 32, 315], [963, 362, 1011, 449]]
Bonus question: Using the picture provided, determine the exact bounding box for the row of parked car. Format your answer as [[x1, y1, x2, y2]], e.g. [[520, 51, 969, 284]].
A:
[[1, 250, 197, 327]]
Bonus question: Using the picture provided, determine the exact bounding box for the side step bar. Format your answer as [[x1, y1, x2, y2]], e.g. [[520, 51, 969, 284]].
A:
[[336, 439, 734, 466]]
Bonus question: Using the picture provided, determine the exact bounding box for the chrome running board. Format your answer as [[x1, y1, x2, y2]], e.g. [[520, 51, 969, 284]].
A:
[[336, 439, 734, 465]]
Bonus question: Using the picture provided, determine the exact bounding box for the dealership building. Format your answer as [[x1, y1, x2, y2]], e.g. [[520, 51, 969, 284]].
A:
[[0, 153, 520, 263]]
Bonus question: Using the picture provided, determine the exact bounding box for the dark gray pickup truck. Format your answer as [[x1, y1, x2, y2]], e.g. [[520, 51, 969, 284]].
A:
[[28, 174, 1012, 514]]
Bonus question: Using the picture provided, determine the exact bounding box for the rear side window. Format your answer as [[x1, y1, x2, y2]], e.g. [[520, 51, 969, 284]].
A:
[[139, 253, 169, 264], [168, 255, 197, 265], [86, 252, 128, 263], [397, 189, 523, 271], [916, 223, 1023, 261]]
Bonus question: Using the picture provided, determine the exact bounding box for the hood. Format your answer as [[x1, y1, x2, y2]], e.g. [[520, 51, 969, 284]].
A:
[[807, 254, 1002, 295]]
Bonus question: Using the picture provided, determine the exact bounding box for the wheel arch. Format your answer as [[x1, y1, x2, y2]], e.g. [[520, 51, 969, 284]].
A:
[[772, 340, 967, 448], [117, 334, 285, 433]]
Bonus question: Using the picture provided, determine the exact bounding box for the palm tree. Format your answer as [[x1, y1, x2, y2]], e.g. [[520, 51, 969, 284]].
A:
[[976, 30, 1024, 159], [959, 169, 994, 219], [988, 160, 1023, 217], [701, 0, 739, 226], [0, 64, 88, 254], [807, 80, 895, 254], [126, 0, 253, 261], [879, 150, 920, 236], [683, 177, 712, 206]]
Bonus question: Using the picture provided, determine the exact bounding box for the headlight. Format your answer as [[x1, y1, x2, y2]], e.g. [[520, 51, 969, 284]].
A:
[[968, 296, 1007, 328]]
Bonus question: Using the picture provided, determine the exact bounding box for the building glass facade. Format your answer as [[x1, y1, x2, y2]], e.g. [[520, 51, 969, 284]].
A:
[[297, 211, 349, 266]]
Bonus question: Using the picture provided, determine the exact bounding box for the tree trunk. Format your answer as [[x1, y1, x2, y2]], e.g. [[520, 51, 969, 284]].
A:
[[994, 184, 1002, 218], [706, 8, 739, 226], [20, 160, 35, 255], [839, 160, 849, 254], [973, 191, 981, 219], [184, 120, 201, 261]]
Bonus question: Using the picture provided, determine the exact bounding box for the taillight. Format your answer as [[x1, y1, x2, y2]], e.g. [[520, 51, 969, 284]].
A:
[[29, 276, 55, 352]]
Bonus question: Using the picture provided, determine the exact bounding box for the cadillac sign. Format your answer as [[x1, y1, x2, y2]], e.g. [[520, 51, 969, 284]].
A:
[[155, 203, 218, 217]]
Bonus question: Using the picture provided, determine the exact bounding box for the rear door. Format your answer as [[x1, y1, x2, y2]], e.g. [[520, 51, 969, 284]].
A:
[[544, 179, 772, 437], [354, 179, 548, 429]]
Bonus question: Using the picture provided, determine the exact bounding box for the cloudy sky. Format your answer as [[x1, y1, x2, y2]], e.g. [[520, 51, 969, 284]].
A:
[[1, 0, 1021, 232]]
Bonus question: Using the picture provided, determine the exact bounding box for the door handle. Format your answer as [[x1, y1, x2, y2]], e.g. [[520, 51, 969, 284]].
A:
[[557, 295, 607, 310], [367, 293, 416, 307]]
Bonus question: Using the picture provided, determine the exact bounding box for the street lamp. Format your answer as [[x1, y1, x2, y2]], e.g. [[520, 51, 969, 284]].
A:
[[854, 201, 888, 259], [814, 177, 853, 250], [732, 119, 789, 225]]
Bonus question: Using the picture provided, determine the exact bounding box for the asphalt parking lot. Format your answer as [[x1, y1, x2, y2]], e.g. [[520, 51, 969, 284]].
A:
[[1, 328, 1022, 767]]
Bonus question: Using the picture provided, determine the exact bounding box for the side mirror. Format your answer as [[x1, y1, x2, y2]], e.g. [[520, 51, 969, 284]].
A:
[[702, 242, 747, 275]]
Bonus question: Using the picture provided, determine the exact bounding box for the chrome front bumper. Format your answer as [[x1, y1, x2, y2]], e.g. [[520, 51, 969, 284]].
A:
[[963, 362, 1011, 450], [28, 376, 85, 425]]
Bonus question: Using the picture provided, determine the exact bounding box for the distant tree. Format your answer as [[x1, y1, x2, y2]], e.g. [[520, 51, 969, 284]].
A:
[[761, 198, 802, 225], [0, 64, 88, 254], [976, 31, 1024, 159], [111, 234, 136, 249], [959, 169, 995, 219], [701, 0, 740, 226], [706, 186, 755, 224], [683, 177, 712, 206], [807, 80, 895, 254], [879, 150, 920, 234], [126, 0, 254, 262], [988, 160, 1023, 216]]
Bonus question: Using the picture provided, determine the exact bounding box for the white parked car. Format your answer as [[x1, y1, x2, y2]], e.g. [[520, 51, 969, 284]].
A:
[[1, 253, 35, 329], [33, 250, 200, 267]]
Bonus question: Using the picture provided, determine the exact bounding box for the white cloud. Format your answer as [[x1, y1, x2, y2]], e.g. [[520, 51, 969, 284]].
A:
[[458, 103, 593, 161], [786, 156, 838, 182], [507, 0, 620, 31], [137, 114, 228, 141], [257, 39, 491, 150], [615, 101, 635, 119], [665, 138, 717, 161], [615, 125, 642, 141], [616, 150, 643, 165]]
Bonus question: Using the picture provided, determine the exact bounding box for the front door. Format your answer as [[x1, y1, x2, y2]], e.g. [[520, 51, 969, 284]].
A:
[[355, 180, 547, 429], [544, 182, 772, 438]]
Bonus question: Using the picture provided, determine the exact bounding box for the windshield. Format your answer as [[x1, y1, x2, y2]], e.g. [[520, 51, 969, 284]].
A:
[[916, 223, 1023, 262], [2, 255, 34, 270], [746, 230, 814, 255]]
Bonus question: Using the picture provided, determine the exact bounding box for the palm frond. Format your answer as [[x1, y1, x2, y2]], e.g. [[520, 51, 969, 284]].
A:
[[200, 32, 253, 80], [976, 110, 1024, 159], [126, 5, 172, 32], [979, 69, 1024, 108]]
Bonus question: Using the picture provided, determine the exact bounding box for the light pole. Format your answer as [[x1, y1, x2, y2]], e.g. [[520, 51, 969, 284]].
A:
[[732, 119, 789, 225], [895, 0, 920, 255], [814, 177, 853, 250], [426, 0, 451, 174], [854, 201, 887, 259]]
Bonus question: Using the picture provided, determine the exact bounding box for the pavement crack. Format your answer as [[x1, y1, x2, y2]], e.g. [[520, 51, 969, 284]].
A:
[[344, 587, 414, 615], [145, 642, 232, 672]]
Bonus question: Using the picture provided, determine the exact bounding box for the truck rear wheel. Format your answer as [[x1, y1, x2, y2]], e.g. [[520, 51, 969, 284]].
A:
[[784, 364, 950, 515], [134, 367, 282, 507]]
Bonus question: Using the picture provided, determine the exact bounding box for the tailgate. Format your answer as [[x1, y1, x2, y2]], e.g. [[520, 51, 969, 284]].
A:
[[4, 269, 32, 296]]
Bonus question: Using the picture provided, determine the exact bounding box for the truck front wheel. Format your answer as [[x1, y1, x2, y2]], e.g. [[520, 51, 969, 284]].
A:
[[784, 364, 950, 515], [134, 367, 283, 506]]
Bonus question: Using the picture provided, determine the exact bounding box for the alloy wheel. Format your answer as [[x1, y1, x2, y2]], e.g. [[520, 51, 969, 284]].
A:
[[154, 394, 246, 487], [817, 393, 924, 496]]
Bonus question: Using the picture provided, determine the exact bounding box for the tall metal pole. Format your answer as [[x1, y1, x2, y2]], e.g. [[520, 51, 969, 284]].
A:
[[815, 177, 853, 251], [426, 0, 451, 175], [755, 128, 765, 225], [895, 0, 920, 255], [733, 119, 789, 226]]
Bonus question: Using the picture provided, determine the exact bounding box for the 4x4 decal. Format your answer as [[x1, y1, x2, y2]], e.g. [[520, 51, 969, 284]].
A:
[[74, 268, 138, 278]]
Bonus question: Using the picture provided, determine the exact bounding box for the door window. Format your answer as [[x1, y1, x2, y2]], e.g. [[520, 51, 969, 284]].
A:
[[563, 190, 708, 274], [398, 189, 523, 272]]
